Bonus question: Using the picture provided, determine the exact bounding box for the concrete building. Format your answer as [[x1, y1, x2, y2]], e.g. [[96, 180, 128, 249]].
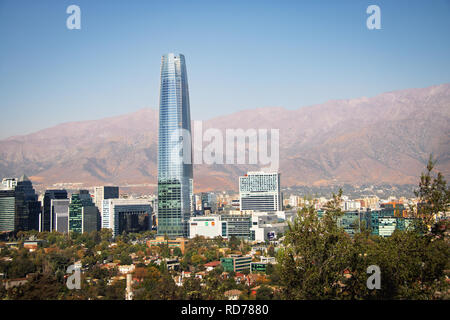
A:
[[200, 192, 217, 214], [42, 189, 68, 232], [94, 186, 119, 229], [189, 215, 225, 239], [102, 198, 153, 237], [239, 171, 281, 212], [147, 237, 187, 254], [51, 199, 70, 233], [221, 255, 252, 272]]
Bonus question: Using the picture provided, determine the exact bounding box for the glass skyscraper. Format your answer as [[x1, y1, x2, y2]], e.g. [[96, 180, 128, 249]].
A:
[[157, 53, 193, 238]]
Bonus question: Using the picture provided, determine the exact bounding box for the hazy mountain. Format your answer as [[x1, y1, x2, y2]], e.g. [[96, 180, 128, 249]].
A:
[[0, 84, 449, 192]]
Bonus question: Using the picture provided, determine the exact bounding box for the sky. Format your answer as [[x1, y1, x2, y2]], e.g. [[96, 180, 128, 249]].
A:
[[0, 0, 449, 139]]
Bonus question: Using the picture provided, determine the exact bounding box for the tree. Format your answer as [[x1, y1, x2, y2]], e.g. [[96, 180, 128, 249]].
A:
[[229, 236, 240, 250], [119, 253, 132, 265], [277, 195, 354, 299], [414, 155, 450, 231], [173, 247, 182, 257], [256, 285, 273, 300], [182, 277, 203, 300]]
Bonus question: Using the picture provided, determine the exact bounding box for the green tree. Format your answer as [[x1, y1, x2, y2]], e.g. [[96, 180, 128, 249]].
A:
[[414, 155, 450, 231], [256, 285, 273, 300], [277, 192, 354, 299]]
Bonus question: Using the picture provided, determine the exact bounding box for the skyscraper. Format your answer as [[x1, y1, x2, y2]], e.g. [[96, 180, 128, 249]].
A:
[[94, 186, 119, 230], [68, 190, 97, 234], [239, 171, 282, 212], [1, 176, 41, 231], [42, 189, 68, 232], [157, 53, 193, 238], [15, 175, 41, 231]]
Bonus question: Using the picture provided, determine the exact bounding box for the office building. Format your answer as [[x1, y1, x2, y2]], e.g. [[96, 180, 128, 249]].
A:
[[15, 175, 41, 230], [239, 171, 281, 212], [42, 189, 68, 232], [189, 215, 226, 239], [157, 53, 193, 238], [337, 211, 361, 236], [201, 192, 217, 214], [102, 198, 153, 237], [249, 211, 287, 242], [52, 199, 70, 233], [68, 190, 97, 233], [221, 213, 252, 239], [251, 256, 276, 274], [1, 176, 41, 231], [221, 255, 252, 272], [93, 186, 119, 229], [0, 189, 16, 232], [147, 236, 187, 254], [1, 178, 17, 189]]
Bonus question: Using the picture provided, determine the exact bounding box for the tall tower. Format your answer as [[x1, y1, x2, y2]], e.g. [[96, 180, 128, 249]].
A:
[[157, 53, 193, 238]]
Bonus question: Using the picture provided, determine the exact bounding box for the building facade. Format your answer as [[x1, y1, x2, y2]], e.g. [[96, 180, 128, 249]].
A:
[[239, 172, 281, 212], [157, 53, 193, 238], [68, 191, 97, 234], [42, 189, 68, 232], [52, 199, 70, 233], [189, 215, 226, 239], [221, 255, 252, 272], [1, 176, 41, 232], [94, 186, 119, 229], [102, 198, 153, 237]]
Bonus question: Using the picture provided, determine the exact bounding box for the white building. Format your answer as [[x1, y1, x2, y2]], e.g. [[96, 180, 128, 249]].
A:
[[378, 217, 397, 237], [94, 186, 119, 216], [342, 200, 361, 211], [288, 195, 299, 208], [250, 211, 288, 242], [189, 215, 225, 239], [239, 171, 282, 212], [1, 178, 17, 189]]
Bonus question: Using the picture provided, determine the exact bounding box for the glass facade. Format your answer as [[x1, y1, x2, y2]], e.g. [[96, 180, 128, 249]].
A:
[[43, 189, 68, 231], [69, 191, 95, 233], [157, 53, 193, 238], [0, 190, 16, 232]]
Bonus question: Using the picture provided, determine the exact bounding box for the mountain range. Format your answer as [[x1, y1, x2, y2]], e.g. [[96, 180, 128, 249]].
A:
[[0, 84, 449, 193]]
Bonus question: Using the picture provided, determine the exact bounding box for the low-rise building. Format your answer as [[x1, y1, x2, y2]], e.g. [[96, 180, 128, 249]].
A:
[[224, 289, 242, 300], [147, 236, 187, 254], [220, 254, 252, 272]]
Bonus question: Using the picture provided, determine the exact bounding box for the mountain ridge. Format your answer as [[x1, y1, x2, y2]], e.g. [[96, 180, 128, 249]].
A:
[[0, 84, 449, 192]]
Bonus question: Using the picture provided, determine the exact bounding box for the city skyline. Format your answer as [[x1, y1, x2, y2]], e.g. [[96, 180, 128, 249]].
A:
[[1, 0, 450, 138]]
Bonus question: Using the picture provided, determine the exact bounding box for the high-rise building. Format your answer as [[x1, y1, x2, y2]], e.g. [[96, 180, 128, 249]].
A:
[[15, 175, 41, 231], [52, 199, 70, 233], [42, 189, 68, 232], [201, 192, 217, 214], [239, 171, 282, 212], [94, 186, 119, 230], [102, 198, 153, 237], [157, 53, 193, 238], [1, 176, 41, 231], [0, 189, 16, 232], [68, 190, 97, 234], [1, 178, 17, 189]]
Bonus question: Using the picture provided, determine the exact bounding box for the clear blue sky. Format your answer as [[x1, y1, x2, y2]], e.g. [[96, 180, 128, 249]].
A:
[[0, 0, 449, 139]]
